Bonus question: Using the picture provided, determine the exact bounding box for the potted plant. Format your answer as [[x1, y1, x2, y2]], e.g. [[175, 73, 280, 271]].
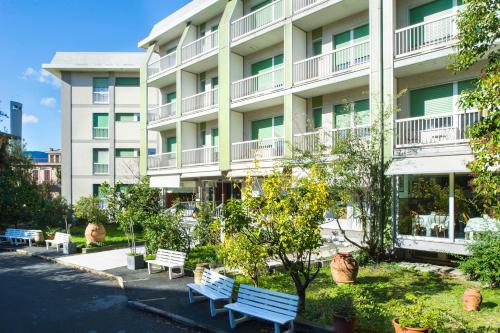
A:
[[393, 296, 441, 333], [332, 289, 356, 333]]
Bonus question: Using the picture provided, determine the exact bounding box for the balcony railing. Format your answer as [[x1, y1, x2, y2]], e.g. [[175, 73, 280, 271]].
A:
[[294, 40, 370, 84], [93, 127, 109, 139], [182, 146, 219, 167], [292, 0, 326, 13], [148, 152, 177, 170], [147, 51, 177, 79], [395, 110, 481, 148], [148, 102, 176, 123], [232, 137, 285, 162], [182, 89, 219, 115], [182, 30, 219, 63], [93, 163, 109, 175], [232, 67, 284, 100], [293, 125, 371, 153], [231, 0, 283, 41], [93, 92, 109, 104], [395, 13, 456, 56]]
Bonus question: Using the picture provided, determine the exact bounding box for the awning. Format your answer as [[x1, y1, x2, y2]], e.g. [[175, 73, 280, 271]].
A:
[[386, 155, 473, 176], [149, 175, 181, 188]]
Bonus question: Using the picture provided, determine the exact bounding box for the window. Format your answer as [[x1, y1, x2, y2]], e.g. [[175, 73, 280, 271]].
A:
[[410, 83, 453, 117], [334, 99, 370, 128], [199, 23, 206, 37], [211, 128, 219, 147], [199, 72, 206, 93], [148, 148, 157, 156], [32, 170, 38, 182], [251, 116, 284, 140], [165, 137, 176, 153], [211, 77, 219, 89], [93, 78, 109, 104], [312, 27, 322, 56], [93, 184, 106, 198], [93, 113, 109, 139], [166, 92, 176, 104], [409, 0, 452, 25], [116, 148, 138, 158], [115, 77, 139, 87], [312, 96, 323, 128], [116, 184, 130, 193], [333, 24, 369, 69], [44, 170, 50, 181], [199, 130, 206, 146], [115, 113, 140, 122], [251, 54, 283, 76], [251, 0, 272, 11], [93, 149, 109, 174]]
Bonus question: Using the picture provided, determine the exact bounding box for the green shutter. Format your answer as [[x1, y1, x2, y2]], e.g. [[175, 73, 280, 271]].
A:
[[93, 184, 106, 198], [410, 83, 454, 117], [334, 104, 351, 128], [312, 27, 322, 40], [166, 47, 176, 54], [200, 129, 206, 146], [251, 0, 272, 11], [115, 77, 139, 87], [410, 0, 453, 24], [93, 149, 108, 163], [251, 58, 273, 75], [166, 137, 176, 153], [313, 39, 322, 56], [166, 92, 177, 103], [116, 184, 130, 193], [312, 96, 323, 108], [313, 108, 323, 128], [116, 148, 136, 158], [116, 113, 138, 122], [458, 79, 476, 94], [93, 113, 109, 127], [333, 31, 351, 49], [274, 54, 284, 66], [353, 24, 369, 42], [211, 128, 219, 146], [93, 78, 108, 89], [251, 118, 273, 140], [211, 77, 219, 89], [353, 99, 370, 125], [199, 23, 206, 36], [274, 116, 284, 137]]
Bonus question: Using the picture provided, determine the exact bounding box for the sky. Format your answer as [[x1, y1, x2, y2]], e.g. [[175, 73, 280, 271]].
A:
[[0, 0, 190, 151]]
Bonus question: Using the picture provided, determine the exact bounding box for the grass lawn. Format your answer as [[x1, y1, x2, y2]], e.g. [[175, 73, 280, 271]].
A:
[[235, 263, 499, 332], [69, 224, 143, 247]]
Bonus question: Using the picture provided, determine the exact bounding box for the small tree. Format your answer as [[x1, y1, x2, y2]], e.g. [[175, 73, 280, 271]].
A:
[[192, 201, 220, 246], [73, 196, 108, 226], [143, 211, 190, 255]]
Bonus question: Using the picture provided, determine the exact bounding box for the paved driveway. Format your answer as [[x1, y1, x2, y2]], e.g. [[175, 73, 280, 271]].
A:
[[0, 252, 196, 333]]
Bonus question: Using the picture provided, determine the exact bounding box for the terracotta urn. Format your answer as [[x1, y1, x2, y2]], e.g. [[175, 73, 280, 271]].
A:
[[331, 252, 359, 284], [84, 223, 106, 243], [194, 263, 210, 284], [392, 318, 429, 333], [463, 288, 482, 311], [333, 315, 356, 333]]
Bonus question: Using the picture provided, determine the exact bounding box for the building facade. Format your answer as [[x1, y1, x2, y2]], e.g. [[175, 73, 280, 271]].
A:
[[137, 0, 484, 256], [31, 149, 62, 196], [43, 52, 159, 205]]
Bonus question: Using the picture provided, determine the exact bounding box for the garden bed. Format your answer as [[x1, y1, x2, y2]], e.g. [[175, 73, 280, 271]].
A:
[[234, 263, 500, 333], [69, 224, 143, 247]]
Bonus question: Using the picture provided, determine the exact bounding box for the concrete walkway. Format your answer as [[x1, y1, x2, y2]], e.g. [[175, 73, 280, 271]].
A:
[[58, 246, 145, 271]]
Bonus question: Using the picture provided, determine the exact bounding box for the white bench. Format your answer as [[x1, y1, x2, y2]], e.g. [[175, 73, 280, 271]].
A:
[[45, 232, 71, 252], [0, 228, 37, 246], [225, 284, 299, 333], [187, 269, 235, 317], [146, 249, 186, 279]]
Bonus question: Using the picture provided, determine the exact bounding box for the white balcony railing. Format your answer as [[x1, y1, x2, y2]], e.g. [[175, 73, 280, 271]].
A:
[[395, 111, 481, 148], [148, 102, 176, 123], [292, 0, 326, 13], [231, 0, 284, 41], [395, 13, 456, 56], [293, 126, 371, 153], [294, 40, 370, 84], [182, 89, 219, 115], [182, 146, 219, 167], [182, 30, 219, 63], [148, 152, 177, 170], [232, 137, 285, 162], [147, 51, 177, 79], [93, 163, 109, 175], [232, 67, 284, 100], [93, 92, 109, 104], [93, 127, 109, 139]]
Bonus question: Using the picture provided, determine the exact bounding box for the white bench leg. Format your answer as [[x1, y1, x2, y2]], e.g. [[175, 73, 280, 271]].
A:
[[46, 242, 49, 250], [147, 262, 152, 274], [168, 266, 172, 280]]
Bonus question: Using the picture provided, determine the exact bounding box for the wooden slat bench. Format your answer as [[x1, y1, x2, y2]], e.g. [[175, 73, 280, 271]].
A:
[[225, 284, 299, 333], [187, 269, 235, 317], [0, 228, 37, 246], [146, 249, 186, 279], [45, 232, 70, 252]]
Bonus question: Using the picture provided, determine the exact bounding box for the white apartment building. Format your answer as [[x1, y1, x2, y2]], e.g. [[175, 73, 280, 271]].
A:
[[137, 0, 485, 257], [43, 52, 159, 204]]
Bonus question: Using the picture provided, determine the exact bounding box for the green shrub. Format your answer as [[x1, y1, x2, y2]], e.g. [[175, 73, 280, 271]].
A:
[[458, 231, 500, 287], [74, 196, 108, 225], [185, 245, 222, 269], [142, 211, 191, 255], [192, 201, 220, 246]]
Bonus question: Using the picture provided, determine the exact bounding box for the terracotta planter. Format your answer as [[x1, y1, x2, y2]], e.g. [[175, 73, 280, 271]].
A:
[[392, 318, 429, 333], [331, 252, 359, 284], [333, 315, 356, 333], [84, 223, 106, 243], [194, 263, 210, 284], [463, 288, 482, 311]]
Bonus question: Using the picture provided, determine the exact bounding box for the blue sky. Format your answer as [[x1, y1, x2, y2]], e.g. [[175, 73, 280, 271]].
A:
[[0, 0, 190, 151]]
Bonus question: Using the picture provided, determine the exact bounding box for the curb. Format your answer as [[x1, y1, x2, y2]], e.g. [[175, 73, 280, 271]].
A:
[[128, 300, 231, 333]]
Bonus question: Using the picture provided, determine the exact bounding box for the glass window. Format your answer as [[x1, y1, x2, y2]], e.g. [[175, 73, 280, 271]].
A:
[[116, 113, 139, 122], [93, 78, 109, 103], [148, 148, 157, 156], [93, 184, 106, 198], [410, 83, 453, 117], [116, 148, 137, 158], [165, 137, 176, 153], [115, 77, 139, 87], [312, 39, 322, 56], [44, 169, 50, 181], [93, 113, 109, 127], [313, 108, 323, 128]]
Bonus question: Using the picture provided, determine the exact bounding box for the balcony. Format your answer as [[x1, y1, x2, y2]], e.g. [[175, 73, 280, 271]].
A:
[[182, 89, 219, 115], [93, 163, 109, 175], [293, 125, 371, 153], [148, 152, 176, 170], [182, 30, 218, 64], [232, 68, 284, 100], [292, 0, 326, 13], [395, 111, 481, 148], [232, 137, 284, 162], [395, 13, 456, 57], [147, 52, 177, 80], [93, 92, 109, 104], [148, 102, 176, 124], [294, 41, 370, 85], [182, 146, 219, 167], [92, 127, 109, 139], [231, 0, 283, 41]]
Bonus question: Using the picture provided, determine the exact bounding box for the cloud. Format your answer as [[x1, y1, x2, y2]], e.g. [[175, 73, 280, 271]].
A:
[[40, 97, 57, 107], [22, 114, 39, 124], [21, 67, 60, 89]]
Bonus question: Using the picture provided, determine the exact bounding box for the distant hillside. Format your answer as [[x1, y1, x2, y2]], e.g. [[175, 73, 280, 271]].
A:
[[25, 151, 48, 162]]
